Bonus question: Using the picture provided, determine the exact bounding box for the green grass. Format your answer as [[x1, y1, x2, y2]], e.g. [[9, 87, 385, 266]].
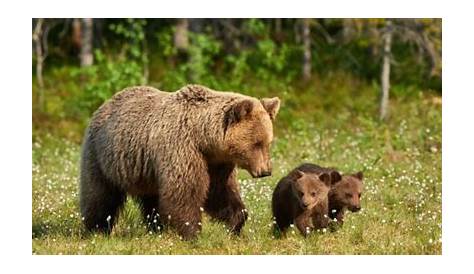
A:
[[32, 81, 441, 254]]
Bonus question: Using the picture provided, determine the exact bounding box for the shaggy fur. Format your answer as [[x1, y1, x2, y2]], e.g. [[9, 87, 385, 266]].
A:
[[293, 163, 363, 228], [327, 171, 363, 226], [271, 167, 331, 237], [80, 84, 280, 239]]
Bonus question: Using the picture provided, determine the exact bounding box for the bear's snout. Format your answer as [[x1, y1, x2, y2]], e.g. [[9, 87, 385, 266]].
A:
[[350, 205, 361, 212]]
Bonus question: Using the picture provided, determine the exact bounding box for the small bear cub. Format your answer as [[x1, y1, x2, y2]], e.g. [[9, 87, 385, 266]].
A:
[[272, 167, 331, 236], [327, 170, 363, 226], [297, 163, 364, 229]]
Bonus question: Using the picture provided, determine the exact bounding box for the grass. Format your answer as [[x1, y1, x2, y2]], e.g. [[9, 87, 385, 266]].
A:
[[32, 78, 441, 254]]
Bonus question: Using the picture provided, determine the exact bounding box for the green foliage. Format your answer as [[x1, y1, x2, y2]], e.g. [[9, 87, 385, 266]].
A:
[[170, 33, 221, 89], [67, 19, 148, 119]]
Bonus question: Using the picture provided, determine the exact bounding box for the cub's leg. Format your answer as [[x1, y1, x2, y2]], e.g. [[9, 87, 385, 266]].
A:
[[294, 211, 313, 237], [312, 198, 330, 229]]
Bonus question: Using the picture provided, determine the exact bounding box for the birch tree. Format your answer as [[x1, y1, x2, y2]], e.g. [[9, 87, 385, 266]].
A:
[[302, 18, 312, 82], [32, 19, 46, 112], [80, 18, 94, 67], [380, 20, 393, 121]]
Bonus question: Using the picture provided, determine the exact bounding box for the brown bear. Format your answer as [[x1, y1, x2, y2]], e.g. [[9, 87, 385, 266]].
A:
[[295, 163, 363, 229], [79, 84, 280, 240], [327, 171, 363, 226], [271, 168, 331, 237]]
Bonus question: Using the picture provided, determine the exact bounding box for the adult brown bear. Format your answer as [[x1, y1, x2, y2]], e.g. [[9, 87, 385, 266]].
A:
[[79, 84, 280, 239]]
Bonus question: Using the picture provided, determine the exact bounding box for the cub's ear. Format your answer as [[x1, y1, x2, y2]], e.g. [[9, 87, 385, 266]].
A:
[[224, 99, 253, 128], [353, 171, 363, 180], [295, 170, 305, 179], [330, 171, 342, 184], [318, 173, 331, 187], [260, 97, 281, 120]]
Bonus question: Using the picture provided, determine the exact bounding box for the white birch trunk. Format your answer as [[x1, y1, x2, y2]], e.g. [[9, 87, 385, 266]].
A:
[[33, 19, 45, 111], [80, 18, 93, 67], [380, 20, 393, 121], [302, 18, 312, 82]]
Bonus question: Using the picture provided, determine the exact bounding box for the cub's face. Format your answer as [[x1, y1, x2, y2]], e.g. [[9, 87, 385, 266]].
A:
[[223, 97, 280, 178], [332, 172, 364, 212], [291, 171, 331, 210]]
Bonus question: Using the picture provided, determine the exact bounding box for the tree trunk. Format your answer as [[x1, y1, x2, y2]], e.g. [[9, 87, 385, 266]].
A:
[[142, 32, 149, 84], [188, 19, 204, 83], [72, 18, 81, 51], [174, 18, 189, 50], [80, 18, 93, 67], [33, 19, 45, 112], [302, 18, 312, 82], [380, 20, 393, 121], [275, 18, 282, 34]]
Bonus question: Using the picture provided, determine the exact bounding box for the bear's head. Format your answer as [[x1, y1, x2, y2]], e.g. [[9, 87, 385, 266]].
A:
[[222, 97, 280, 178], [330, 172, 364, 212], [291, 170, 331, 210]]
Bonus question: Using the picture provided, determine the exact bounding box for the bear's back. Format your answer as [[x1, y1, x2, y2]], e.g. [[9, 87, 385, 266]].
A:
[[297, 163, 335, 175]]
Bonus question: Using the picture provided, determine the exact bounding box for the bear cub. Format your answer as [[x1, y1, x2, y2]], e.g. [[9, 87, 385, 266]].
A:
[[327, 170, 363, 226], [272, 167, 331, 236], [297, 163, 364, 229]]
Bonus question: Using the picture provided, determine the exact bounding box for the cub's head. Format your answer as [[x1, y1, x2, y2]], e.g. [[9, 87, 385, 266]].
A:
[[291, 171, 331, 210], [223, 97, 280, 178], [331, 172, 364, 212]]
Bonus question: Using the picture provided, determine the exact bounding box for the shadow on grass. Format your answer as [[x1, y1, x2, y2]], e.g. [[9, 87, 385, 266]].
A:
[[32, 219, 95, 240]]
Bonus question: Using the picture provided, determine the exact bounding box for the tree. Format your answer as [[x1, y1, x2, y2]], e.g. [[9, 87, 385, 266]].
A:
[[340, 18, 441, 120], [174, 18, 189, 51], [80, 18, 94, 67], [380, 20, 393, 121], [302, 18, 312, 81], [32, 19, 47, 112]]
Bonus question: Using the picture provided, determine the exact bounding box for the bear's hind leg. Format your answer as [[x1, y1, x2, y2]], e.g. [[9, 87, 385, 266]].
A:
[[80, 180, 126, 234], [80, 147, 126, 234]]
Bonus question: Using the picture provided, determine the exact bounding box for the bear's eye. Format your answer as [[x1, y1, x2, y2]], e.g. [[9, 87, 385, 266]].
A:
[[311, 192, 317, 197], [345, 193, 352, 198], [299, 191, 304, 197]]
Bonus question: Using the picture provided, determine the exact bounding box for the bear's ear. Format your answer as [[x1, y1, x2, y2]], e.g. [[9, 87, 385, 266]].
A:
[[260, 97, 281, 120], [330, 171, 342, 184], [224, 99, 254, 128], [295, 170, 305, 179], [319, 173, 331, 187], [353, 171, 363, 180]]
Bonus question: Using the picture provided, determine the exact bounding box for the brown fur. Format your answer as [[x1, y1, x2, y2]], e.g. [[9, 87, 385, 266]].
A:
[[294, 163, 363, 228], [271, 167, 331, 237], [79, 84, 280, 239], [328, 172, 363, 226]]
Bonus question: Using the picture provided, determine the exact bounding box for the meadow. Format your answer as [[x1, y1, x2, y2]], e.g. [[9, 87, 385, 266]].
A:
[[32, 75, 442, 255]]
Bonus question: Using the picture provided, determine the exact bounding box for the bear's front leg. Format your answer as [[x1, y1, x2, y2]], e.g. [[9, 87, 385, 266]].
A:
[[335, 209, 346, 225], [164, 205, 202, 240], [205, 165, 248, 235], [294, 211, 313, 237], [312, 198, 330, 229], [158, 155, 210, 240], [159, 185, 204, 240]]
